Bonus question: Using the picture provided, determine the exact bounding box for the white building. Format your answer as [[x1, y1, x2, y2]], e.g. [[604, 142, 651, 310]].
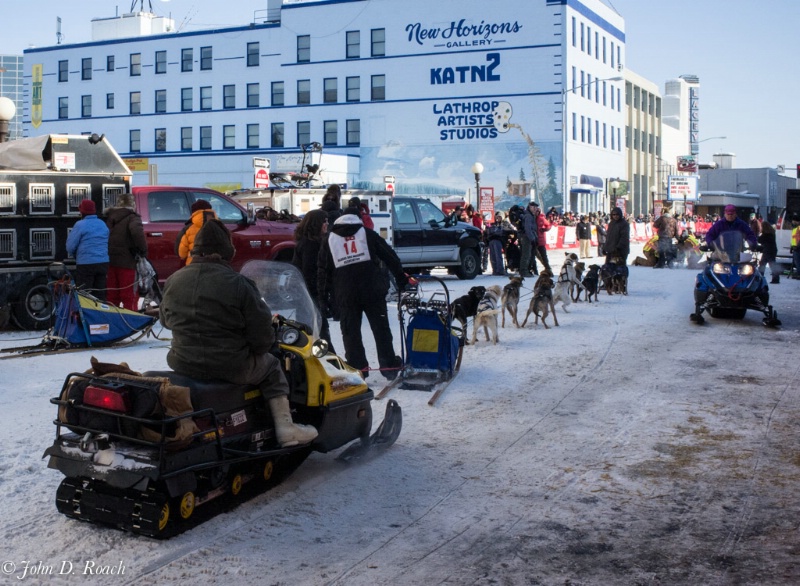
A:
[[22, 0, 627, 213]]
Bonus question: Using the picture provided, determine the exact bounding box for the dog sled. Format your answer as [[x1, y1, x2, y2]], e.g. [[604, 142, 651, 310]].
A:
[[377, 276, 463, 406], [2, 274, 157, 358]]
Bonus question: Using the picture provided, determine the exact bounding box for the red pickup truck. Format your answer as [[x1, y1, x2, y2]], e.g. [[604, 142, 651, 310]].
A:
[[132, 186, 297, 283]]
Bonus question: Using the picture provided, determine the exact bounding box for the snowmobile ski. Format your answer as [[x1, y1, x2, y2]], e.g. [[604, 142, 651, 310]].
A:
[[336, 399, 402, 462]]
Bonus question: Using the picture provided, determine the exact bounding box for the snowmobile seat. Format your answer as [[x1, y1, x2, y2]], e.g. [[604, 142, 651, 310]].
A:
[[144, 370, 263, 416]]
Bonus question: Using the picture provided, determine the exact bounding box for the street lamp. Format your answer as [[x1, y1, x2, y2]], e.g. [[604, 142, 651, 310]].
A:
[[0, 97, 16, 143], [471, 162, 483, 209], [562, 76, 623, 212], [610, 179, 620, 210]]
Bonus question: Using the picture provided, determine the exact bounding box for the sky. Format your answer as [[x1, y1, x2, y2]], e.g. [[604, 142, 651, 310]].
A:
[[1, 0, 797, 171]]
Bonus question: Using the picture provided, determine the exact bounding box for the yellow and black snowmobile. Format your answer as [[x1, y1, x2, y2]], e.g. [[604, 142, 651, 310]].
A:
[[44, 261, 401, 538]]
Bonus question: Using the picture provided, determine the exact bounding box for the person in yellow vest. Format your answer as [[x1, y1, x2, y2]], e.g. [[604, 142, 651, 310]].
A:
[[791, 215, 800, 279], [632, 234, 659, 266], [676, 229, 703, 269]]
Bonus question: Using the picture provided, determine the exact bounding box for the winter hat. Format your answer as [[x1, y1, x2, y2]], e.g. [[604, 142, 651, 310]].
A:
[[191, 199, 213, 214], [79, 199, 96, 215], [334, 213, 363, 226], [117, 193, 135, 209], [343, 205, 362, 217], [191, 218, 235, 261], [529, 201, 539, 207], [347, 196, 361, 208], [724, 204, 737, 214], [321, 200, 339, 212]]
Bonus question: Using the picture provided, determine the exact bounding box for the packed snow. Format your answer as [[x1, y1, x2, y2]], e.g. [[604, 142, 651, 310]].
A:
[[2, 243, 800, 585]]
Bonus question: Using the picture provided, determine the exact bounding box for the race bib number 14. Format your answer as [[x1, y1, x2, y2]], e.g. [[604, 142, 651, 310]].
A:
[[329, 229, 371, 267]]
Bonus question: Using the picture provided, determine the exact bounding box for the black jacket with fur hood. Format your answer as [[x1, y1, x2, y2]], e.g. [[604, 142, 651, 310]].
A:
[[159, 220, 275, 380], [317, 214, 407, 308]]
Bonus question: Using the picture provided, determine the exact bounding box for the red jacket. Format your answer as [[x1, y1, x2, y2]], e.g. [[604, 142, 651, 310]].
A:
[[536, 213, 551, 242]]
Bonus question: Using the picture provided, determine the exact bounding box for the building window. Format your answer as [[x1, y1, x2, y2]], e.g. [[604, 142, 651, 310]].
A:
[[155, 128, 166, 152], [130, 53, 141, 76], [323, 78, 337, 103], [155, 89, 167, 113], [223, 85, 235, 109], [247, 124, 259, 149], [580, 71, 585, 97], [155, 50, 167, 74], [346, 119, 360, 146], [271, 81, 284, 107], [587, 26, 591, 55], [617, 88, 621, 112], [247, 83, 259, 108], [581, 116, 585, 142], [346, 31, 360, 58], [611, 85, 615, 110], [181, 48, 193, 72], [271, 123, 284, 148], [247, 42, 259, 67], [200, 46, 212, 70], [297, 35, 310, 63], [346, 76, 360, 102], [58, 60, 68, 82], [611, 125, 615, 150], [181, 127, 192, 151], [106, 55, 114, 72], [602, 81, 607, 106], [587, 117, 592, 144], [586, 74, 591, 98], [324, 120, 337, 146], [595, 120, 600, 146], [371, 74, 385, 101], [200, 86, 212, 110], [297, 80, 310, 105], [200, 126, 212, 150], [595, 81, 599, 103], [611, 41, 615, 68], [580, 22, 585, 52], [181, 87, 192, 111], [603, 37, 607, 64], [58, 97, 68, 119], [572, 112, 577, 141], [371, 28, 385, 57], [81, 58, 92, 80], [223, 125, 235, 149], [571, 17, 576, 47], [595, 32, 599, 59], [130, 129, 140, 153], [297, 121, 310, 147], [571, 66, 576, 90], [106, 93, 114, 109], [129, 91, 141, 115]]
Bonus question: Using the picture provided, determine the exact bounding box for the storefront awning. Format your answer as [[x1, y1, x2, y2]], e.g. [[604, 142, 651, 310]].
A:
[[579, 174, 604, 188]]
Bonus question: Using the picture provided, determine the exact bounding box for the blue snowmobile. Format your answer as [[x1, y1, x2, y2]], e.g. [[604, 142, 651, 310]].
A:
[[689, 231, 781, 327]]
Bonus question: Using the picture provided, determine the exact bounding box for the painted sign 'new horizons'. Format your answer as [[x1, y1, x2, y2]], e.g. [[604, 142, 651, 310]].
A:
[[406, 18, 523, 49]]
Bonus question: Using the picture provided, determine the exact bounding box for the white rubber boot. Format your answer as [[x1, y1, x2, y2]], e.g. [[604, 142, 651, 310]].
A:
[[268, 396, 318, 447]]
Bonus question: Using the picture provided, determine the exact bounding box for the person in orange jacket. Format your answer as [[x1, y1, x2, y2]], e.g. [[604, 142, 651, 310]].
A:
[[178, 200, 217, 265]]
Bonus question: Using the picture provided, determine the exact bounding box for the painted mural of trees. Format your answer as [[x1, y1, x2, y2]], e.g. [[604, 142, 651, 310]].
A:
[[508, 122, 547, 209]]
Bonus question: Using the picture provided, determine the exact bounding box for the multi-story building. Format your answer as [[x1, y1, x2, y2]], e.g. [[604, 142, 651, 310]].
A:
[[22, 0, 627, 213], [0, 55, 25, 140], [623, 70, 661, 217]]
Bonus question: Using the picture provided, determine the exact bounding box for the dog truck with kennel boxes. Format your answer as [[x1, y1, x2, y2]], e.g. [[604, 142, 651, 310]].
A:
[[775, 188, 800, 269], [0, 134, 132, 330], [0, 135, 300, 331]]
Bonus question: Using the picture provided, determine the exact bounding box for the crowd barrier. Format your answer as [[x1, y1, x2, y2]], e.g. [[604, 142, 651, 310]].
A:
[[542, 220, 712, 250]]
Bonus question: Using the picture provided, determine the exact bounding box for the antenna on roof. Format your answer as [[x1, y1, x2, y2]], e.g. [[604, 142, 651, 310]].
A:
[[130, 1, 154, 13], [56, 16, 62, 45]]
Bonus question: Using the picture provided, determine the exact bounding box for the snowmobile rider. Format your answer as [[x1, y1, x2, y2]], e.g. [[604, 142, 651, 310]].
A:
[[705, 204, 758, 250], [159, 219, 318, 448], [318, 212, 409, 380]]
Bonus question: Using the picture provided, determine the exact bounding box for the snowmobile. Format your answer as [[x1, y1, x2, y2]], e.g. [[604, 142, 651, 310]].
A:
[[44, 260, 402, 538], [689, 231, 781, 327], [378, 275, 462, 406]]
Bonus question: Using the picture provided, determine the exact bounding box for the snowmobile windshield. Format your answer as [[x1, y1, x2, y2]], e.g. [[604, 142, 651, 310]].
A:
[[710, 230, 745, 263], [240, 260, 321, 338]]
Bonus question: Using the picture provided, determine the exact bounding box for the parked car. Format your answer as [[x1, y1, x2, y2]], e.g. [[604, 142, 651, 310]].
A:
[[391, 196, 483, 279]]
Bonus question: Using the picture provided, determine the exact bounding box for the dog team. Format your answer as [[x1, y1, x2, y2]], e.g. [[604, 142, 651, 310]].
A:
[[451, 252, 627, 345]]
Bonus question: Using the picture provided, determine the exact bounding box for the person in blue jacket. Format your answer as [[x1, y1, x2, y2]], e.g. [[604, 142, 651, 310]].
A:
[[66, 199, 110, 301], [704, 205, 758, 249]]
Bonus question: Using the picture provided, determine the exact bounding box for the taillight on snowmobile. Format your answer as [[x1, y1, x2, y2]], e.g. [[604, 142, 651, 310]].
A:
[[83, 385, 130, 413]]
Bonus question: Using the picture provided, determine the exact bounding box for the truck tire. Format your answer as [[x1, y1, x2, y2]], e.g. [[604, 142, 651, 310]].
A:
[[455, 249, 480, 280], [12, 278, 54, 331]]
